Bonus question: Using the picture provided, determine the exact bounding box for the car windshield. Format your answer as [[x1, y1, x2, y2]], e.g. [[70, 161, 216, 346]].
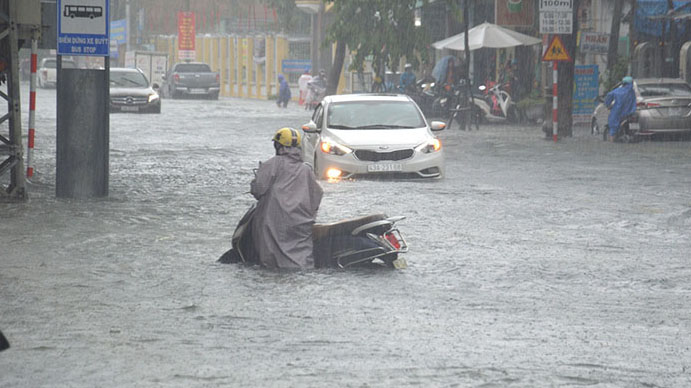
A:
[[638, 83, 691, 97], [110, 71, 149, 88], [327, 100, 425, 129], [175, 64, 211, 73]]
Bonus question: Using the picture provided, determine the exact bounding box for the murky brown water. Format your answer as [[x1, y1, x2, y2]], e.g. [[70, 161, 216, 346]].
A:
[[2, 87, 690, 387]]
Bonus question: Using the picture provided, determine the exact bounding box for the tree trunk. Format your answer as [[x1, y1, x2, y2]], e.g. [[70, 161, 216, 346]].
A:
[[326, 40, 346, 96], [556, 0, 580, 139], [607, 0, 624, 74]]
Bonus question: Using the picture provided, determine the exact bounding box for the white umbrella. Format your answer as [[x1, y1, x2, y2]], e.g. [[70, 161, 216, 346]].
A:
[[432, 22, 541, 51]]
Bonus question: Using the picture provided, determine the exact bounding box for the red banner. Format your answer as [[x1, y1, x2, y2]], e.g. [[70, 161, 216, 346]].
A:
[[177, 11, 196, 54]]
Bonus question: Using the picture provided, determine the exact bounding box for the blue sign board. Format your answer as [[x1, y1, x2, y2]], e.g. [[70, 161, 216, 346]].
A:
[[57, 0, 110, 56], [573, 65, 599, 122], [281, 59, 312, 74], [110, 19, 127, 44], [109, 18, 126, 58]]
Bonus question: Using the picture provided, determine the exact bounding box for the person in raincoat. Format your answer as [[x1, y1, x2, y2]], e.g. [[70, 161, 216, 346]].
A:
[[298, 69, 312, 105], [250, 128, 323, 269], [277, 74, 291, 108], [604, 76, 637, 142], [398, 63, 416, 94]]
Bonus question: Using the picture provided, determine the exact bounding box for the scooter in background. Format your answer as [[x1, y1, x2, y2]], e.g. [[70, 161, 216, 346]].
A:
[[471, 82, 519, 124]]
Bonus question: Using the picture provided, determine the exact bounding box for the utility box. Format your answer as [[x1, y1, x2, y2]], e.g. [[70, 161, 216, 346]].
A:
[[16, 0, 41, 26]]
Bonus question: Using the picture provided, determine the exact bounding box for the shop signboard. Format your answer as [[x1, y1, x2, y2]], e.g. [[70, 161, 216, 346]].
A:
[[580, 32, 610, 54], [573, 65, 599, 123], [495, 0, 534, 27]]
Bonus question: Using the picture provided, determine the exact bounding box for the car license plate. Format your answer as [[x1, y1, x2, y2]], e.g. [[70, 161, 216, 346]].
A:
[[121, 106, 139, 112], [392, 258, 407, 269], [190, 88, 206, 94], [629, 122, 639, 130], [367, 163, 402, 172]]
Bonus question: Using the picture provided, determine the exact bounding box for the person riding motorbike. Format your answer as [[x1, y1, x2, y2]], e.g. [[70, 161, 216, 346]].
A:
[[398, 63, 416, 94], [250, 128, 323, 269], [305, 70, 327, 109], [605, 76, 637, 142]]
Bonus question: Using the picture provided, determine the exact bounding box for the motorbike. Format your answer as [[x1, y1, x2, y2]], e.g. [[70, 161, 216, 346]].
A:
[[305, 81, 326, 111], [406, 76, 437, 117], [470, 82, 519, 123], [603, 114, 640, 143], [218, 203, 409, 269]]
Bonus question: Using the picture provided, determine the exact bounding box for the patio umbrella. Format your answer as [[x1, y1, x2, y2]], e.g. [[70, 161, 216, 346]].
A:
[[432, 22, 541, 51]]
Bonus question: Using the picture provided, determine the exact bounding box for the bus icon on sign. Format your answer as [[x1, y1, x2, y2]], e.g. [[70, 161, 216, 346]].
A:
[[64, 5, 103, 19]]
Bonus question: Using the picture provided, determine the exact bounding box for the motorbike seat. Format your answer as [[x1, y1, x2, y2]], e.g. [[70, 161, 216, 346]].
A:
[[313, 214, 387, 241]]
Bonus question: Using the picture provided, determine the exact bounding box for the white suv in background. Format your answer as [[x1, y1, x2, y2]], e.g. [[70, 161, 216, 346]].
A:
[[38, 58, 77, 88]]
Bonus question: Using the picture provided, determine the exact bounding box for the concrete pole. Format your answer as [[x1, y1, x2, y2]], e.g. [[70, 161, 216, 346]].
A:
[[125, 0, 131, 53]]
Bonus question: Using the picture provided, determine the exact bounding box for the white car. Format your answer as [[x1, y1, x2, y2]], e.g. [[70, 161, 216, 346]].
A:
[[38, 58, 77, 88], [301, 94, 445, 180]]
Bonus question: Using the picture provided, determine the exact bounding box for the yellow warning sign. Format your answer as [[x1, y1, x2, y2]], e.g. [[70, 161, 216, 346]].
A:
[[542, 35, 572, 62]]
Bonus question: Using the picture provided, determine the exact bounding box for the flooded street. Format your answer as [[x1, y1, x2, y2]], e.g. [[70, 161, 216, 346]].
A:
[[2, 87, 691, 387]]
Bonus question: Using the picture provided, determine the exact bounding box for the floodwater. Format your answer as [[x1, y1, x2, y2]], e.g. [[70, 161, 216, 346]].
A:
[[2, 86, 691, 387]]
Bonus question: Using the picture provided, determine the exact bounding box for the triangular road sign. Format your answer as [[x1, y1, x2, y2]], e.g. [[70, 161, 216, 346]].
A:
[[542, 35, 572, 62]]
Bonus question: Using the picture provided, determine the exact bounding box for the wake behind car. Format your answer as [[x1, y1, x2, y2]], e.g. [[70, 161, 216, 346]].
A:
[[110, 67, 161, 114], [592, 78, 691, 139], [301, 94, 445, 180], [162, 62, 220, 99]]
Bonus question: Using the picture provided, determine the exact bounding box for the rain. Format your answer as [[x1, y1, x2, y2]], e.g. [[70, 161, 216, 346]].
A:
[[2, 1, 691, 386]]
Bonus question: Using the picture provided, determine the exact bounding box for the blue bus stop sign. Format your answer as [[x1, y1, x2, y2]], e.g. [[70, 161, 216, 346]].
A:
[[57, 0, 110, 56]]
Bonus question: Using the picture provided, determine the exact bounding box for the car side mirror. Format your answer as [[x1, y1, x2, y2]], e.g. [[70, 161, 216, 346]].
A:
[[430, 121, 446, 131], [301, 121, 319, 133], [161, 75, 167, 81], [152, 83, 160, 90]]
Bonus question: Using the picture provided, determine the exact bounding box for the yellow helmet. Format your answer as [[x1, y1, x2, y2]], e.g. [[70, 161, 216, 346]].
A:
[[272, 127, 301, 147]]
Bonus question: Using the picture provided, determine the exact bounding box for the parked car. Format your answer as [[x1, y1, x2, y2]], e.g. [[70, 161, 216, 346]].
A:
[[591, 78, 691, 138], [161, 62, 220, 99], [301, 94, 445, 180], [109, 67, 161, 114], [38, 58, 77, 88]]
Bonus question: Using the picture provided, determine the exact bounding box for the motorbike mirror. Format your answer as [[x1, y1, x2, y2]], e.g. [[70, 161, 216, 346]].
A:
[[301, 122, 319, 133], [430, 121, 446, 131], [478, 85, 487, 91]]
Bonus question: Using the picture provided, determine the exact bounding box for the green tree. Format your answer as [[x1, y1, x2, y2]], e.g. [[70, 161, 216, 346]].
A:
[[324, 0, 431, 95]]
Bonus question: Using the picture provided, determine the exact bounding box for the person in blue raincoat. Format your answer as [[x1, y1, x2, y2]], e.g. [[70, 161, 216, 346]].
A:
[[277, 74, 291, 108], [604, 76, 637, 142], [398, 63, 416, 94]]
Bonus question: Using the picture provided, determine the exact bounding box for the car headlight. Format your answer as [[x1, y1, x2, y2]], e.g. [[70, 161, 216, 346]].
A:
[[415, 138, 442, 154], [320, 138, 352, 156], [148, 93, 160, 103]]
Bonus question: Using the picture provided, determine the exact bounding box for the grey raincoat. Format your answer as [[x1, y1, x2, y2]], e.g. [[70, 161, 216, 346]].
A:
[[250, 146, 323, 269]]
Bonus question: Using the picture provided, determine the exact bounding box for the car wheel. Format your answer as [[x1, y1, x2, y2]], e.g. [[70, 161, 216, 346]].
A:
[[151, 105, 161, 114], [209, 92, 219, 100], [591, 118, 599, 135]]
